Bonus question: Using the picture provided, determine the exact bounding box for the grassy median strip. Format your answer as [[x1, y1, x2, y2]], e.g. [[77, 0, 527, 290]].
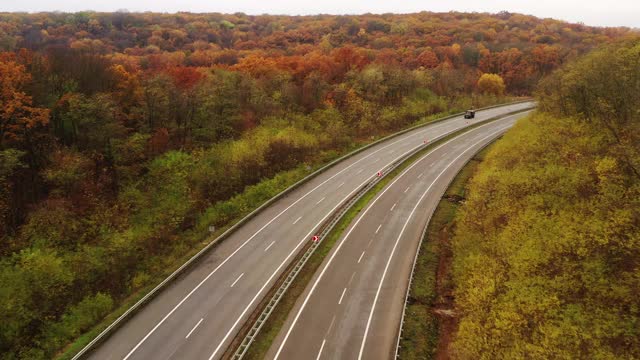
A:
[[60, 102, 522, 360], [397, 142, 496, 360], [59, 101, 500, 360], [56, 106, 483, 360], [241, 112, 521, 359]]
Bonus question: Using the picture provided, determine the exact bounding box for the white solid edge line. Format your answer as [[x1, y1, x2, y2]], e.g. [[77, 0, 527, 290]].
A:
[[120, 109, 438, 359], [185, 318, 204, 339], [230, 273, 244, 288], [206, 172, 379, 360], [338, 288, 347, 305], [316, 339, 326, 360], [357, 124, 514, 360], [124, 106, 531, 360], [264, 241, 275, 252], [272, 117, 517, 359], [204, 108, 527, 360]]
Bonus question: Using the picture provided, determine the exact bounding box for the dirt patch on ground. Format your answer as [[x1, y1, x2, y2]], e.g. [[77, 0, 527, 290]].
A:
[[443, 194, 464, 204], [432, 224, 457, 360], [396, 148, 491, 360]]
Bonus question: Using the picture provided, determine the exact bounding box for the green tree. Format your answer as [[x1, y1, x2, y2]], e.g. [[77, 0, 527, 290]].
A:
[[52, 93, 126, 154], [192, 70, 243, 144], [537, 39, 640, 178], [0, 149, 25, 239], [143, 74, 173, 130]]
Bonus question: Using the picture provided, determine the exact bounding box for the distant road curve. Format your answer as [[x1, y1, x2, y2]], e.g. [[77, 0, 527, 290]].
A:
[[268, 111, 532, 360], [86, 102, 534, 360]]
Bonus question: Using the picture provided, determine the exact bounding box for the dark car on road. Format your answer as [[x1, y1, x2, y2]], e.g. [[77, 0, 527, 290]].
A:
[[464, 110, 476, 119]]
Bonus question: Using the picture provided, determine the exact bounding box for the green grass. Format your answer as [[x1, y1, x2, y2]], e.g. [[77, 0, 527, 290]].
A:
[[58, 101, 524, 360], [56, 108, 461, 360], [397, 144, 495, 360], [55, 167, 317, 359], [241, 153, 401, 359]]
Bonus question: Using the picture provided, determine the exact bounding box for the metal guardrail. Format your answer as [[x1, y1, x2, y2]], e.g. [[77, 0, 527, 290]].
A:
[[69, 100, 533, 360], [229, 107, 536, 360], [227, 110, 476, 359], [230, 176, 374, 359], [392, 115, 530, 359]]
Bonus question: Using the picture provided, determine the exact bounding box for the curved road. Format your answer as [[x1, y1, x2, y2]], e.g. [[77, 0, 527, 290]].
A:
[[268, 111, 532, 360], [88, 103, 533, 360]]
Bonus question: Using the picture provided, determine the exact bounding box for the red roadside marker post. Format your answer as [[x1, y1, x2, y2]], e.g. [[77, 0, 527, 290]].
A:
[[377, 171, 382, 177], [312, 235, 319, 242]]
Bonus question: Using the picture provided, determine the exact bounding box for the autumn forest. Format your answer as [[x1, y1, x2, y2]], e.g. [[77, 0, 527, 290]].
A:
[[0, 11, 636, 359]]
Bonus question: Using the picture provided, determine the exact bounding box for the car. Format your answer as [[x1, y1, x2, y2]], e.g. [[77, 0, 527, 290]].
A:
[[464, 110, 476, 119]]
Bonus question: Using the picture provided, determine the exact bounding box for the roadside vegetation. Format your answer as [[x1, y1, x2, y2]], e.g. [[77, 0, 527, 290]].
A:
[[397, 143, 496, 359], [0, 11, 633, 359], [450, 39, 640, 359], [240, 110, 524, 359]]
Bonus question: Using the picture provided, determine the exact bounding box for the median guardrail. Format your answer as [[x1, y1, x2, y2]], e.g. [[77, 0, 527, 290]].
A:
[[70, 99, 534, 360], [393, 108, 535, 359], [225, 106, 536, 359]]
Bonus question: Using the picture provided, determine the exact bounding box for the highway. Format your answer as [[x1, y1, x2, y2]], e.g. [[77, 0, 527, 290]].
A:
[[268, 111, 532, 360], [87, 102, 533, 360]]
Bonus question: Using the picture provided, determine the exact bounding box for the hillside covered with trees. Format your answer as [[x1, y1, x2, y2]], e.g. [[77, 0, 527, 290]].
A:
[[450, 39, 640, 358], [0, 11, 634, 359]]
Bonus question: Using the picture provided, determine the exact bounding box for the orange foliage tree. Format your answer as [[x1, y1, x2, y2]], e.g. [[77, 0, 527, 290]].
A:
[[0, 57, 49, 149]]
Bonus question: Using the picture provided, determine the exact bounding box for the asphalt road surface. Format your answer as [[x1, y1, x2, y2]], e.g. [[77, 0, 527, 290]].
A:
[[88, 102, 533, 360], [268, 111, 532, 360]]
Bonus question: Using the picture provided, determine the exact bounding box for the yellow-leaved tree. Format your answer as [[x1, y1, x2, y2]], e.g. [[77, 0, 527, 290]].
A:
[[451, 39, 640, 359], [476, 73, 506, 95]]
